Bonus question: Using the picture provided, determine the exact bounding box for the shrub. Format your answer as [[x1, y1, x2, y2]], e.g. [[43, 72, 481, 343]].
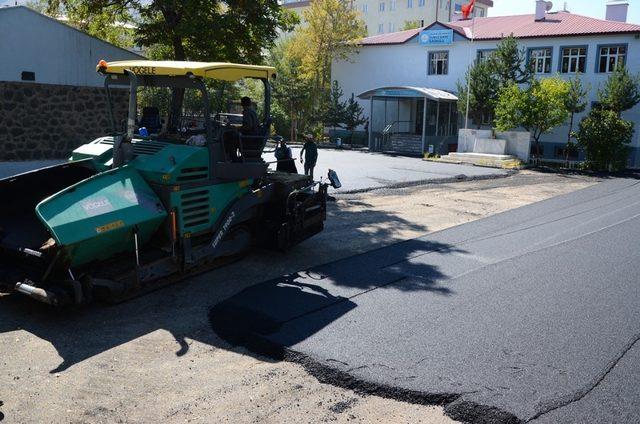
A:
[[576, 109, 634, 171]]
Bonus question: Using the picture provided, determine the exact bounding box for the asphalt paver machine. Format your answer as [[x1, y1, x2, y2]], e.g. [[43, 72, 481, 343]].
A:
[[0, 60, 338, 305]]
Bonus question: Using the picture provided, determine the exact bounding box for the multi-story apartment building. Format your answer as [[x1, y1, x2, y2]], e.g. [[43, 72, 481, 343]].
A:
[[281, 0, 493, 35]]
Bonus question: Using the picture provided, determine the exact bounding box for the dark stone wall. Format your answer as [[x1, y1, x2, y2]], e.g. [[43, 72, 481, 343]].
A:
[[0, 81, 129, 160]]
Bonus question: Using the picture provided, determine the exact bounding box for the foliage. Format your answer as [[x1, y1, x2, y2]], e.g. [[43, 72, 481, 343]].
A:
[[288, 0, 366, 97], [269, 38, 315, 140], [458, 35, 533, 128], [456, 59, 498, 128], [402, 20, 422, 30], [270, 0, 365, 138], [598, 65, 640, 114], [563, 74, 589, 161], [33, 0, 135, 48], [324, 81, 347, 129], [344, 93, 367, 132], [321, 81, 366, 136], [495, 77, 570, 154], [491, 34, 533, 87], [576, 109, 633, 171], [48, 0, 298, 129]]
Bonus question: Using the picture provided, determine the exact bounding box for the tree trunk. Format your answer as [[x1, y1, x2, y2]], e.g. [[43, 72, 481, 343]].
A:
[[565, 112, 575, 166], [161, 3, 186, 133], [168, 36, 186, 132], [290, 104, 295, 142]]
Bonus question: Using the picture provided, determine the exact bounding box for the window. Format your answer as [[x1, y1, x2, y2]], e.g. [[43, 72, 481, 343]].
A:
[[21, 71, 36, 81], [390, 0, 396, 11], [476, 49, 495, 63], [475, 8, 485, 17], [378, 23, 384, 33], [389, 22, 395, 32], [362, 3, 368, 13], [407, 0, 413, 7], [454, 2, 462, 12], [529, 48, 553, 74], [419, 0, 425, 6], [429, 51, 449, 75], [560, 47, 587, 73], [379, 2, 385, 12], [598, 45, 626, 73]]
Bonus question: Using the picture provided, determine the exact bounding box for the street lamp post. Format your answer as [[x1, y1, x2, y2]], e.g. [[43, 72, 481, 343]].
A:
[[464, 15, 475, 129], [453, 9, 476, 129]]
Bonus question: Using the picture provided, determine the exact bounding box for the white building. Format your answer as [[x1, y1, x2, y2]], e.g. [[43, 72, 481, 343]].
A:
[[0, 6, 142, 160], [282, 0, 492, 36], [0, 5, 142, 87], [332, 1, 640, 167]]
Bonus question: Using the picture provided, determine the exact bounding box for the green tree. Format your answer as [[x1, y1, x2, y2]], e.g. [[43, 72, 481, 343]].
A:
[[598, 64, 640, 115], [34, 0, 135, 48], [456, 60, 499, 128], [50, 0, 298, 130], [324, 81, 348, 130], [269, 39, 314, 141], [491, 35, 533, 87], [563, 74, 589, 163], [341, 93, 367, 144], [576, 109, 633, 171], [495, 77, 570, 156], [402, 20, 422, 30], [344, 93, 367, 133], [288, 0, 366, 126]]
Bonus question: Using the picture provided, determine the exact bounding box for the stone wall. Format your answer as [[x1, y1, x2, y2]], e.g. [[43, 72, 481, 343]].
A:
[[0, 81, 129, 160]]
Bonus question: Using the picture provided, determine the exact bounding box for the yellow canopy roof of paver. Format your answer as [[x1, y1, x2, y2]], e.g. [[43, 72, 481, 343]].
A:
[[97, 60, 276, 81]]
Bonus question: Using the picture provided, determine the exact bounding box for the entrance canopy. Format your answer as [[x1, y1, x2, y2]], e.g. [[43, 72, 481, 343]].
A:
[[358, 86, 459, 155], [357, 86, 458, 102]]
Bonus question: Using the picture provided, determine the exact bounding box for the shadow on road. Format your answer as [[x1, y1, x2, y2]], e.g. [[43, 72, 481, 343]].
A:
[[208, 238, 461, 360], [0, 198, 461, 373]]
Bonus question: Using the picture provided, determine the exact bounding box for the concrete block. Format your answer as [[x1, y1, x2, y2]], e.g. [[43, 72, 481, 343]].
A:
[[474, 138, 507, 155], [497, 131, 531, 162]]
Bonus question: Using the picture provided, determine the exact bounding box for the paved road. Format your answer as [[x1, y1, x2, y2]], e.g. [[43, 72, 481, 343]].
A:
[[263, 148, 508, 192], [211, 178, 640, 423], [0, 150, 506, 193], [0, 148, 508, 193]]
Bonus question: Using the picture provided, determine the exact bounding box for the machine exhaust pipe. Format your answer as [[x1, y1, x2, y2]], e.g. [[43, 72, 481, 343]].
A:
[[14, 281, 61, 306]]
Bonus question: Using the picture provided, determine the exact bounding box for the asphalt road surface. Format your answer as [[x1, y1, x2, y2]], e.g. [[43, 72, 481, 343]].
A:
[[263, 148, 508, 192], [0, 149, 507, 193], [211, 178, 640, 423]]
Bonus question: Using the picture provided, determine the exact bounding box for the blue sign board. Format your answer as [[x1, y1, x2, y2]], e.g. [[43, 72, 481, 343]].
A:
[[418, 29, 453, 46], [376, 89, 422, 98]]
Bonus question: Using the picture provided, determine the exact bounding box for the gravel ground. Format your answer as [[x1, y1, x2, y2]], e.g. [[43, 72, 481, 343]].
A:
[[0, 170, 598, 423]]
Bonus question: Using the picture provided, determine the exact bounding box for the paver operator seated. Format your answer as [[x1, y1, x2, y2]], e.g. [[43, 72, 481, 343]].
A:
[[223, 96, 260, 161]]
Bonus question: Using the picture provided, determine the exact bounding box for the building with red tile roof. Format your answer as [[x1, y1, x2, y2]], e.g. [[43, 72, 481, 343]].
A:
[[332, 3, 640, 167], [359, 11, 640, 45]]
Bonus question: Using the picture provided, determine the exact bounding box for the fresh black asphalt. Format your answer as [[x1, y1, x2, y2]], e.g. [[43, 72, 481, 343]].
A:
[[210, 178, 640, 423]]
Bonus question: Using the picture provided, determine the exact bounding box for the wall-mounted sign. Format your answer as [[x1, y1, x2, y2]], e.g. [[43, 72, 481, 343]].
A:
[[418, 29, 453, 46]]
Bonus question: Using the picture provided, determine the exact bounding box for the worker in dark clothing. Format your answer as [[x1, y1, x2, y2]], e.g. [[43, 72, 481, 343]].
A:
[[300, 134, 318, 179], [240, 96, 259, 135], [224, 96, 260, 161], [275, 138, 298, 173]]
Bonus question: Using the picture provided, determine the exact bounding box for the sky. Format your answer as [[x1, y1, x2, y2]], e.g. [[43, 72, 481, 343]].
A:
[[2, 0, 639, 24], [490, 0, 640, 23]]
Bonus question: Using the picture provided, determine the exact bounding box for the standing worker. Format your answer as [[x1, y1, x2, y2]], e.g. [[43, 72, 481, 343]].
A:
[[299, 134, 318, 179]]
